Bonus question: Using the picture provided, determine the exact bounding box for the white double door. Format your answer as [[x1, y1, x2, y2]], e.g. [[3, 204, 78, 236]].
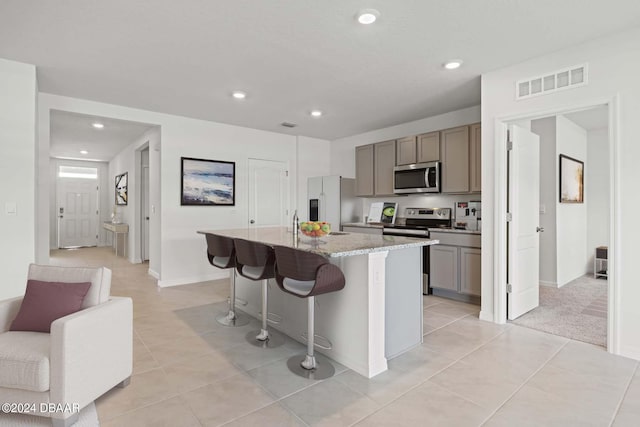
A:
[[57, 179, 99, 248]]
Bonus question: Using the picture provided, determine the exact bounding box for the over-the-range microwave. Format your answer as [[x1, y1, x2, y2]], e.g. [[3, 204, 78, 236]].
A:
[[393, 161, 440, 194]]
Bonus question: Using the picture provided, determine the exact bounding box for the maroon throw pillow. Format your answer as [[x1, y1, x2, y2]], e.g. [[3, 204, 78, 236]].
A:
[[10, 280, 92, 333]]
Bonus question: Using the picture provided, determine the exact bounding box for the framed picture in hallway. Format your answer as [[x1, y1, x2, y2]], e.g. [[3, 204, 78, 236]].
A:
[[181, 157, 235, 206], [115, 172, 128, 205], [559, 154, 584, 203]]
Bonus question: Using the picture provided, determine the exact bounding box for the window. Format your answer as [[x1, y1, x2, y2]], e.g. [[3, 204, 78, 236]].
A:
[[58, 166, 98, 179]]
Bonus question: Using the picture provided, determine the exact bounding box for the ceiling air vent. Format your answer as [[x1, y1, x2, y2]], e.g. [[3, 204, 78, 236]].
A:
[[516, 63, 588, 100], [280, 122, 297, 128]]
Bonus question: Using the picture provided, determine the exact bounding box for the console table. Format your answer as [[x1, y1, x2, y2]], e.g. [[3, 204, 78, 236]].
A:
[[103, 222, 128, 257]]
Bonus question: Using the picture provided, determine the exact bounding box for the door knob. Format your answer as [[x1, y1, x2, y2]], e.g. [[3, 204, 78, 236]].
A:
[[250, 219, 255, 224], [536, 227, 544, 232]]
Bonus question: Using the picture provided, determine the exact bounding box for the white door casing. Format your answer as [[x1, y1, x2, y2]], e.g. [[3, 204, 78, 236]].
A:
[[248, 159, 289, 227], [142, 166, 150, 261], [57, 178, 99, 248], [507, 125, 541, 320]]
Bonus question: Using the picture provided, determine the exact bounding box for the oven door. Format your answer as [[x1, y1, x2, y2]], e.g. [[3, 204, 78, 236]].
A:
[[393, 162, 440, 194]]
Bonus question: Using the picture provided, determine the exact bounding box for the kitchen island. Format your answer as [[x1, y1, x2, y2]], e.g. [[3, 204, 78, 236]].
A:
[[197, 227, 438, 378]]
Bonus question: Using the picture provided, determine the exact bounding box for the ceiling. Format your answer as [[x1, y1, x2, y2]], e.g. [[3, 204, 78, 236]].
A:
[[564, 105, 609, 131], [50, 110, 155, 162], [1, 1, 639, 140]]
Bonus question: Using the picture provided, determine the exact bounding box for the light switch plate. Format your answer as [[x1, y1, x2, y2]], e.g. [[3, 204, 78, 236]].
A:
[[539, 204, 546, 214], [5, 202, 17, 215]]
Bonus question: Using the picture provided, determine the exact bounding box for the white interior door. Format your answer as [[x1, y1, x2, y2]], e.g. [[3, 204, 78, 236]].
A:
[[248, 159, 288, 227], [57, 178, 99, 248], [508, 125, 541, 319], [142, 166, 150, 261]]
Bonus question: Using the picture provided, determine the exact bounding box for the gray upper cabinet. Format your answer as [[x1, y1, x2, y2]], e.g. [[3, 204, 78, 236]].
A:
[[396, 136, 417, 166], [470, 123, 481, 193], [441, 126, 470, 193], [355, 144, 374, 197], [417, 131, 440, 163], [374, 140, 396, 196]]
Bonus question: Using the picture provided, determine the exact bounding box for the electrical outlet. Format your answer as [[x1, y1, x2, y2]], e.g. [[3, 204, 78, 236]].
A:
[[5, 202, 16, 215]]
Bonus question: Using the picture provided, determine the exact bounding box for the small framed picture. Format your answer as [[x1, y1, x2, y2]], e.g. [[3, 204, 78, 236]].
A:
[[559, 154, 584, 203], [181, 157, 235, 206], [115, 172, 128, 206]]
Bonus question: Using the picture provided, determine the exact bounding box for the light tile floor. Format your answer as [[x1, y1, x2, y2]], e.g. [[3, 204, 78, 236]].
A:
[[50, 247, 640, 427]]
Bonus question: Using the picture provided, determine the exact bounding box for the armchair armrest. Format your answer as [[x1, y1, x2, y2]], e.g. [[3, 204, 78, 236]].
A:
[[0, 297, 23, 332], [49, 297, 133, 415]]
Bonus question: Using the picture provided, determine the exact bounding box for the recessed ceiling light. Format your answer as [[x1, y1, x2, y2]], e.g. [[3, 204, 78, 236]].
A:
[[80, 150, 88, 155], [232, 91, 247, 99], [92, 122, 104, 129], [356, 9, 380, 25], [444, 60, 463, 70], [310, 110, 323, 118]]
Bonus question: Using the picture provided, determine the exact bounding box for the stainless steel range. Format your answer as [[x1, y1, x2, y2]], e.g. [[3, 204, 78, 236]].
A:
[[382, 207, 452, 295], [381, 207, 452, 237]]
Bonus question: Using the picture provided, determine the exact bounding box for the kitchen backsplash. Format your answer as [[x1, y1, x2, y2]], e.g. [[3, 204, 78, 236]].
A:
[[359, 194, 481, 221]]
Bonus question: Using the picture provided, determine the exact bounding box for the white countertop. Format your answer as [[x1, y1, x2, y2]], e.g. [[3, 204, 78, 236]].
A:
[[197, 226, 438, 258]]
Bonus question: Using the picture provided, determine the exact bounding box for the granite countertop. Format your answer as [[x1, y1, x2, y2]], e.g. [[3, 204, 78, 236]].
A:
[[343, 223, 481, 235], [197, 226, 438, 258], [342, 222, 384, 229], [429, 228, 481, 235]]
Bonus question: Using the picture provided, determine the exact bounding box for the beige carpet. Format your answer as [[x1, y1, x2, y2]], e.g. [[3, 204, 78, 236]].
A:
[[0, 402, 99, 427], [511, 275, 607, 347]]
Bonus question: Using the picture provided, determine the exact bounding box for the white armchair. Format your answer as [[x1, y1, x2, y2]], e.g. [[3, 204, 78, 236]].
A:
[[0, 264, 133, 427]]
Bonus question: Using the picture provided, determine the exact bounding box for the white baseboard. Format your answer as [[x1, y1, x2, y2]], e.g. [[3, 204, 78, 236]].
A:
[[479, 310, 494, 323], [540, 280, 558, 288], [620, 345, 640, 362], [157, 270, 228, 288], [148, 269, 160, 280]]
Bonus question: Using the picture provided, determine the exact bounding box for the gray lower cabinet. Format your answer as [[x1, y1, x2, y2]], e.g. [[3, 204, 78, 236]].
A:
[[460, 247, 481, 296], [430, 232, 481, 299], [430, 245, 458, 292]]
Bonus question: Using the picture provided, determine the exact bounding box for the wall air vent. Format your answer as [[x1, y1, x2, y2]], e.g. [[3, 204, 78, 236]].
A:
[[516, 63, 588, 100], [280, 122, 297, 128]]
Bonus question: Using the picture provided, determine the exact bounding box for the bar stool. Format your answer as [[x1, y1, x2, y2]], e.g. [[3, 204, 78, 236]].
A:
[[233, 238, 285, 348], [205, 233, 249, 327], [273, 245, 345, 379]]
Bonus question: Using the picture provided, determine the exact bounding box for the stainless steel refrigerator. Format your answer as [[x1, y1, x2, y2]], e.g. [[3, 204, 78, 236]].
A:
[[307, 176, 358, 230]]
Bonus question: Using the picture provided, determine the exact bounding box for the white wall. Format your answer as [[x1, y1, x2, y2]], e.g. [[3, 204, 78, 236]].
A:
[[296, 136, 331, 222], [37, 94, 330, 287], [586, 127, 609, 273], [555, 115, 588, 286], [330, 105, 481, 220], [49, 158, 110, 248], [481, 26, 640, 359], [0, 59, 37, 300], [531, 117, 558, 286]]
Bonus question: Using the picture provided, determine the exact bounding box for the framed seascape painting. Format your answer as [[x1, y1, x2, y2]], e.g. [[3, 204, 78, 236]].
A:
[[115, 172, 128, 206], [559, 154, 584, 203], [181, 157, 235, 206]]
